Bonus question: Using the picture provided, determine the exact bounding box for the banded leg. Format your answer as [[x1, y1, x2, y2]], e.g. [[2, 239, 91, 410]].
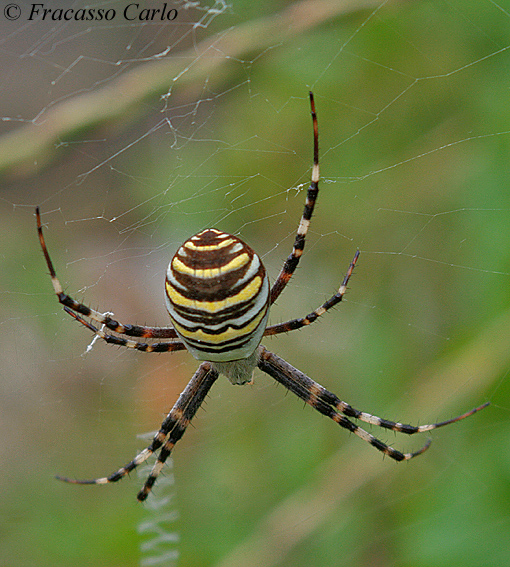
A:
[[257, 346, 488, 460], [265, 250, 359, 337], [57, 362, 219, 502], [270, 92, 320, 304], [137, 363, 219, 501], [322, 388, 489, 435], [36, 207, 178, 339], [63, 307, 187, 353]]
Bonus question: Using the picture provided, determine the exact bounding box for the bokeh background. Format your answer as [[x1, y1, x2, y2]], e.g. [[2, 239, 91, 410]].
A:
[[0, 1, 508, 565]]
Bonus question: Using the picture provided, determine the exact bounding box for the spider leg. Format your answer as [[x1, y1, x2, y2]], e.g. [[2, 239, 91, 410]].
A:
[[257, 346, 488, 460], [63, 307, 187, 353], [270, 92, 319, 305], [36, 207, 178, 339], [265, 249, 359, 336], [57, 362, 219, 502], [137, 363, 219, 502]]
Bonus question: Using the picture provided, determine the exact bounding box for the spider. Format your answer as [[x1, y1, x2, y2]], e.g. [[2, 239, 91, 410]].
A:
[[37, 92, 488, 502]]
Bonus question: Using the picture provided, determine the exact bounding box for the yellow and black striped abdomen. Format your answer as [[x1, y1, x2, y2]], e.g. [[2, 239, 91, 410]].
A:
[[165, 229, 270, 363]]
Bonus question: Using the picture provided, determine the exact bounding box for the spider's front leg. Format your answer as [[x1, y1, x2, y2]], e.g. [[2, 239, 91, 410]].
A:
[[57, 362, 219, 501], [257, 346, 488, 460]]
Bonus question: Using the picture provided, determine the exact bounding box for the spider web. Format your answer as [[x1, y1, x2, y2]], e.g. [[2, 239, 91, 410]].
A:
[[1, 1, 509, 566]]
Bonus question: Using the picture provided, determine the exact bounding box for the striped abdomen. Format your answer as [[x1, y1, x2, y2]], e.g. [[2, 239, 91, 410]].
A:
[[165, 229, 270, 365]]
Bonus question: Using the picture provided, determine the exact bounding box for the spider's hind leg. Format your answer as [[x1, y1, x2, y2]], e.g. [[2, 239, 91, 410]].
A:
[[270, 92, 320, 304], [35, 207, 178, 340]]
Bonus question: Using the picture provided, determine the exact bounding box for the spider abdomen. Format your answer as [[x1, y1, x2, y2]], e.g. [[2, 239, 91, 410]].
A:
[[165, 229, 270, 366]]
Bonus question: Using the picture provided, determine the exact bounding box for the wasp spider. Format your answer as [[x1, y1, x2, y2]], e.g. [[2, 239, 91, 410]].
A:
[[37, 93, 488, 502]]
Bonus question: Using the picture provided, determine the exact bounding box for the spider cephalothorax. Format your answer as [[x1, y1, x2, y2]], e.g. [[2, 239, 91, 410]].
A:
[[37, 92, 487, 502]]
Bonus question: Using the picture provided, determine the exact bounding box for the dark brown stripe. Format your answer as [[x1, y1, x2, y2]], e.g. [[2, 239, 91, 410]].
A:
[[169, 260, 263, 302]]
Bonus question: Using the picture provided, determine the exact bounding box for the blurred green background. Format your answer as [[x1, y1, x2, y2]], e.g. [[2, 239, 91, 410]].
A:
[[1, 0, 508, 565]]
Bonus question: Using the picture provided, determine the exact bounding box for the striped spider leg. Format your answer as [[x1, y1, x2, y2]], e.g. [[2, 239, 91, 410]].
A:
[[258, 348, 488, 461], [36, 207, 178, 340], [270, 91, 320, 305], [39, 93, 488, 502], [57, 362, 219, 502]]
